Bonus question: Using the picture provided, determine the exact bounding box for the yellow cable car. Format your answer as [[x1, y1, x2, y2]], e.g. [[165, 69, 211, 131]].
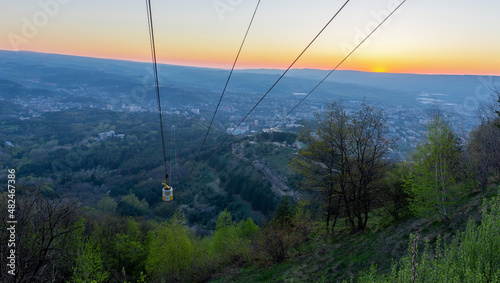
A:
[[162, 180, 173, 202]]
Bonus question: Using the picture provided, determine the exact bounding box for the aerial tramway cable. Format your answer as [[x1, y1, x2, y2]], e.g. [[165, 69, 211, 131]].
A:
[[274, 0, 408, 128], [200, 0, 351, 164], [145, 0, 173, 201], [189, 0, 262, 178]]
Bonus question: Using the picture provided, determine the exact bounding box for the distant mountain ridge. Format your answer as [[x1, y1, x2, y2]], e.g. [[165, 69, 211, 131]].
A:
[[1, 49, 498, 108]]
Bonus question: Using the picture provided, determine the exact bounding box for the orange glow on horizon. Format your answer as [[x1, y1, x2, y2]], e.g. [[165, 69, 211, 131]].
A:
[[6, 47, 500, 76]]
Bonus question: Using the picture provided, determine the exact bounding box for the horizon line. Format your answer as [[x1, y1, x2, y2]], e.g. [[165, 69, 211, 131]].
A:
[[2, 49, 500, 77]]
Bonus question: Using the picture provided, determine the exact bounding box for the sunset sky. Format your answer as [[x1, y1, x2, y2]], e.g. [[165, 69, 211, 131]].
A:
[[1, 0, 499, 75]]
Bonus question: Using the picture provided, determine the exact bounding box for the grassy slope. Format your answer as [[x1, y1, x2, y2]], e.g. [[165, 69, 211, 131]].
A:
[[212, 182, 500, 282]]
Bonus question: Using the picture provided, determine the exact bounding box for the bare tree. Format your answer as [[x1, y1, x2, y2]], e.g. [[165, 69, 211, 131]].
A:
[[476, 78, 500, 123], [468, 80, 500, 188], [468, 122, 500, 189], [0, 191, 82, 283], [292, 100, 392, 233]]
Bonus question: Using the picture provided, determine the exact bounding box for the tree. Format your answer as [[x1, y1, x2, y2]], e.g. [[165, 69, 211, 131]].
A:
[[404, 114, 465, 218], [468, 81, 500, 188], [96, 196, 117, 213], [495, 85, 500, 126], [467, 121, 500, 189], [292, 100, 392, 233], [71, 237, 109, 283], [146, 211, 195, 282], [496, 94, 500, 123], [211, 210, 252, 266], [116, 194, 149, 217], [380, 164, 410, 221], [476, 79, 500, 128], [0, 192, 83, 282], [273, 197, 297, 227], [258, 199, 311, 262], [114, 218, 149, 277]]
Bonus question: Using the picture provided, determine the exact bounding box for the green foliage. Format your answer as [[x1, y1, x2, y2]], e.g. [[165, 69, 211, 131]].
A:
[[88, 213, 152, 282], [273, 197, 297, 226], [354, 195, 500, 282], [96, 196, 117, 213], [404, 114, 466, 218], [212, 210, 254, 266], [146, 211, 196, 282], [237, 217, 259, 239], [116, 193, 149, 217], [115, 218, 149, 276], [380, 164, 410, 221], [219, 161, 277, 216], [144, 210, 258, 282], [256, 132, 297, 144], [71, 237, 109, 283], [153, 200, 178, 218]]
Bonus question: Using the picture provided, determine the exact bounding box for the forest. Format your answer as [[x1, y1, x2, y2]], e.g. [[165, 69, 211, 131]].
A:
[[1, 90, 500, 282]]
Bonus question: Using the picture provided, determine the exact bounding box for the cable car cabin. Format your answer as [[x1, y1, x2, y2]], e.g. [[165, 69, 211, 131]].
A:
[[162, 184, 173, 202]]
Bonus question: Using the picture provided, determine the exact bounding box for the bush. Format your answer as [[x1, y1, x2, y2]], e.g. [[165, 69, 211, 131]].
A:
[[258, 200, 312, 262], [146, 212, 197, 282], [211, 210, 255, 266], [71, 237, 109, 283]]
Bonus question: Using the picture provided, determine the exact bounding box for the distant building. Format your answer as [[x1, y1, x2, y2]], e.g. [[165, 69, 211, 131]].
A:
[[263, 128, 280, 133], [166, 110, 181, 115], [98, 130, 124, 141], [286, 123, 303, 129], [191, 108, 200, 114], [293, 141, 306, 149], [227, 125, 249, 135], [129, 105, 141, 112]]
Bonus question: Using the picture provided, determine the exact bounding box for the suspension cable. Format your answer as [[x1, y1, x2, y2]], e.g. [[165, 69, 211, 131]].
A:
[[145, 0, 168, 175], [190, 0, 261, 177], [201, 0, 351, 164], [274, 0, 408, 128]]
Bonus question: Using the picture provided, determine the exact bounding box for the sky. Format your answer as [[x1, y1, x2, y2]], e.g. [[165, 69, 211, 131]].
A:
[[1, 0, 499, 75]]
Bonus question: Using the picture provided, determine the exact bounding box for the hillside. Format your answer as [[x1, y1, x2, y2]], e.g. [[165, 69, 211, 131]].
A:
[[213, 183, 500, 282]]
